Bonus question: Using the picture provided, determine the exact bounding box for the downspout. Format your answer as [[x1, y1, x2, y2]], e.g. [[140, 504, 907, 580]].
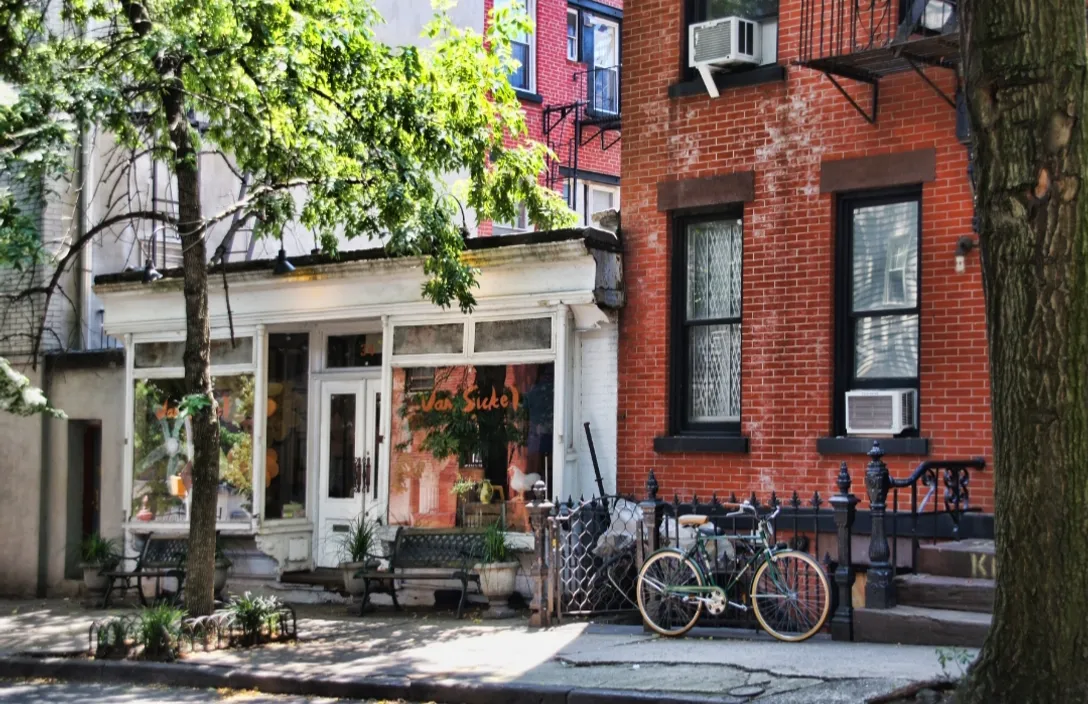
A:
[[36, 355, 54, 597], [77, 123, 93, 349]]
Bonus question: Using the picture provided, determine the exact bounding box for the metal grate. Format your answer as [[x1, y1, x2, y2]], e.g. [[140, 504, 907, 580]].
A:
[[549, 496, 643, 618]]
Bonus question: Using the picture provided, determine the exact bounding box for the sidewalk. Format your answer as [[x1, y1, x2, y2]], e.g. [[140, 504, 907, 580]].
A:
[[0, 600, 964, 703]]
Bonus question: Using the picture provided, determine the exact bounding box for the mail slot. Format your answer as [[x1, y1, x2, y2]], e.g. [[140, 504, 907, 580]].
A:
[[332, 524, 349, 533]]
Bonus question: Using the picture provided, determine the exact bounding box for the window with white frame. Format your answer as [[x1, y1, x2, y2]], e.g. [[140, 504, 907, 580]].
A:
[[496, 0, 535, 92], [492, 203, 531, 236], [671, 216, 743, 433], [130, 337, 257, 525], [567, 9, 579, 60], [585, 185, 618, 226]]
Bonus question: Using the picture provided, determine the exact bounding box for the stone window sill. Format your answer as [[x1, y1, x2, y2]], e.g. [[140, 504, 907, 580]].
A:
[[654, 435, 750, 454], [816, 436, 931, 456], [514, 88, 544, 104], [668, 65, 787, 99]]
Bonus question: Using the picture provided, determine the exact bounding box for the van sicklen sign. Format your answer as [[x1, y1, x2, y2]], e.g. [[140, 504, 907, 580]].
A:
[[419, 384, 521, 414]]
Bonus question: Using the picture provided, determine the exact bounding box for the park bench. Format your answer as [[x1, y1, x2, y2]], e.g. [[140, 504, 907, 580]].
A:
[[354, 527, 487, 619], [101, 533, 188, 608]]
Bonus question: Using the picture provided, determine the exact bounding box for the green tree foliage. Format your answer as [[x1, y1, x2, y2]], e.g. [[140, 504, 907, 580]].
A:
[[0, 0, 575, 611]]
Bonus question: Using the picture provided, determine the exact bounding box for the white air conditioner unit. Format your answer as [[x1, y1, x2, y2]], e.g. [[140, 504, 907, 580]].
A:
[[845, 389, 918, 436], [688, 17, 761, 98]]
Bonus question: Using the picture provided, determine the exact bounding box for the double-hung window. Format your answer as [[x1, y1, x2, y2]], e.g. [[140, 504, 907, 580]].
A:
[[672, 216, 743, 434], [496, 0, 535, 92], [835, 191, 921, 434]]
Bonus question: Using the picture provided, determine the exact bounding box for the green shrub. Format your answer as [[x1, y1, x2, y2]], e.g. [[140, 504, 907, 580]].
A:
[[81, 533, 120, 566], [339, 516, 375, 564], [94, 618, 131, 660], [134, 605, 185, 661], [225, 592, 283, 646], [481, 521, 509, 564]]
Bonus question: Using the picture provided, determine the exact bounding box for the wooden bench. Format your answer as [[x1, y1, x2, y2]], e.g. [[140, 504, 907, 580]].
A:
[[101, 533, 188, 608], [354, 528, 486, 619]]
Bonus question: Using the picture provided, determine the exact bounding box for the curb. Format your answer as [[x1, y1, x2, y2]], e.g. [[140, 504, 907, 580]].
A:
[[0, 656, 740, 704]]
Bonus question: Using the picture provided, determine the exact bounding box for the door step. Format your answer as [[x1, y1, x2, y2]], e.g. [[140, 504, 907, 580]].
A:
[[281, 567, 348, 594], [917, 539, 996, 580], [895, 573, 994, 614], [854, 605, 990, 647]]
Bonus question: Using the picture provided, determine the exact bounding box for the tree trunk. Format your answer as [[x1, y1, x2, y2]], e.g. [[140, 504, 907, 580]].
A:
[[162, 78, 219, 617], [959, 1, 1088, 701]]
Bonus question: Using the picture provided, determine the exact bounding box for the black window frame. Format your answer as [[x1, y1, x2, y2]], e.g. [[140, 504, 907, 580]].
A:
[[681, 0, 780, 83], [833, 187, 923, 437], [670, 210, 745, 437]]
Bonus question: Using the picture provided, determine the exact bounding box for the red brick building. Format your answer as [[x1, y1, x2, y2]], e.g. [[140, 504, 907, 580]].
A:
[[617, 0, 993, 512], [482, 0, 623, 235]]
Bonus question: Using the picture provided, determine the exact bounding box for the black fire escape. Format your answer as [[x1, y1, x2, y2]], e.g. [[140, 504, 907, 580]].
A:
[[798, 0, 975, 230], [543, 65, 621, 213], [797, 0, 961, 125]]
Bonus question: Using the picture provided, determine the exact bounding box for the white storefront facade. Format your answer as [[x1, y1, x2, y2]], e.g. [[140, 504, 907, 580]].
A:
[[94, 229, 622, 587]]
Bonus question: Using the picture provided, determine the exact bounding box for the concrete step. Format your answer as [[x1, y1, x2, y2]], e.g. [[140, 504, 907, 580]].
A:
[[854, 605, 991, 647], [895, 573, 994, 614], [917, 539, 996, 579]]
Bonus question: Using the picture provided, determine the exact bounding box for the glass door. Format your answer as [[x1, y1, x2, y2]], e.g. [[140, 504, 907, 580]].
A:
[[316, 379, 379, 568]]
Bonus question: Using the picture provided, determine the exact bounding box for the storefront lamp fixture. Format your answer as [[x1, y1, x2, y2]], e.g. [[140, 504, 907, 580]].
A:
[[273, 237, 295, 275], [954, 235, 978, 274]]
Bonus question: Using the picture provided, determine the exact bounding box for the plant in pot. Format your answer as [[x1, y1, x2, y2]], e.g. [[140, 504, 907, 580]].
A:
[[214, 540, 232, 598], [339, 516, 378, 595], [475, 521, 519, 619], [80, 533, 120, 594]]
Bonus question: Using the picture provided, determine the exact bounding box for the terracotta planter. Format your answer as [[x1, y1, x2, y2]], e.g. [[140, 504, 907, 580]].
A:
[[214, 560, 231, 595], [475, 561, 519, 619], [82, 563, 110, 594]]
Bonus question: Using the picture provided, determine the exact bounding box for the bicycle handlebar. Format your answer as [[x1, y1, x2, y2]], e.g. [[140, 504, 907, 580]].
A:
[[724, 501, 781, 522]]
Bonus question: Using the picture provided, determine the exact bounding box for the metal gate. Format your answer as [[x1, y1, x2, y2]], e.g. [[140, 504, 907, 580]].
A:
[[548, 495, 642, 620]]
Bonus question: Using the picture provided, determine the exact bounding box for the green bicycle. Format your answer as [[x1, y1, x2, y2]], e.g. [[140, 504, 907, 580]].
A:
[[636, 502, 831, 641]]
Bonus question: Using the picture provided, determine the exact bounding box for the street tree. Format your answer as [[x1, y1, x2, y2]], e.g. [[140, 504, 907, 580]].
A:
[[0, 0, 573, 615], [959, 0, 1088, 700]]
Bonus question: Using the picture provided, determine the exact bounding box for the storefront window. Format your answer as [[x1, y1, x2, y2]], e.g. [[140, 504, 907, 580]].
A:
[[327, 333, 382, 367], [473, 318, 552, 353], [131, 375, 255, 523], [134, 338, 254, 368], [392, 324, 464, 355], [264, 333, 310, 519], [388, 363, 554, 532]]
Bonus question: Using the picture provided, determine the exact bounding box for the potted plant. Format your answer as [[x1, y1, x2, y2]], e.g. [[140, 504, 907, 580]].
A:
[[81, 533, 120, 594], [474, 521, 519, 619], [214, 540, 232, 597], [339, 516, 377, 595]]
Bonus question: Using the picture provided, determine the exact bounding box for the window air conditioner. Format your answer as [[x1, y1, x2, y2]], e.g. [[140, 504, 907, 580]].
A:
[[688, 18, 761, 98], [845, 389, 918, 436]]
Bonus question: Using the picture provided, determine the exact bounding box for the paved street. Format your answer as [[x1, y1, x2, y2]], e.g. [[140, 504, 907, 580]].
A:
[[0, 600, 968, 703], [0, 679, 354, 703]]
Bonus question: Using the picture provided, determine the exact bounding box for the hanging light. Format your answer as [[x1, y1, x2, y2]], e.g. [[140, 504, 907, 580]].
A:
[[272, 238, 294, 275], [142, 258, 162, 283]]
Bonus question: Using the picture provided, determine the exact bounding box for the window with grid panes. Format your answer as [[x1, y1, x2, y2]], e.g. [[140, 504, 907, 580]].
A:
[[834, 191, 921, 434], [672, 216, 743, 433]]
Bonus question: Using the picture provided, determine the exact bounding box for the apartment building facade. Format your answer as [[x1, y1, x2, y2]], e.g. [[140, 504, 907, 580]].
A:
[[617, 0, 991, 509]]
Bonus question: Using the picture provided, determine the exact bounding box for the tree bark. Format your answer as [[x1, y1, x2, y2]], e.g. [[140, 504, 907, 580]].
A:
[[959, 1, 1088, 701], [162, 76, 219, 617]]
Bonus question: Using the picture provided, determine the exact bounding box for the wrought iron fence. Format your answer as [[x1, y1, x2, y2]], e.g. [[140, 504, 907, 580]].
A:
[[548, 494, 642, 619], [654, 489, 839, 629]]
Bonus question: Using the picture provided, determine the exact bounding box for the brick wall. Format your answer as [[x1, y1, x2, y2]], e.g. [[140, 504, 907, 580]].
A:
[[618, 0, 993, 510], [481, 0, 623, 236]]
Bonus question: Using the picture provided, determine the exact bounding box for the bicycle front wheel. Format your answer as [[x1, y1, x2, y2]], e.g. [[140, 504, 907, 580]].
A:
[[636, 551, 704, 637], [750, 550, 831, 642]]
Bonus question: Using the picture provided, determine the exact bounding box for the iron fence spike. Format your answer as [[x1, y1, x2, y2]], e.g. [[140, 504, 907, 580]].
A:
[[790, 490, 802, 508]]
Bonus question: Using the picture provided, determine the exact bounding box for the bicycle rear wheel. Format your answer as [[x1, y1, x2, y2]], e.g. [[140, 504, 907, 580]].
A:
[[636, 551, 704, 637], [750, 550, 830, 642]]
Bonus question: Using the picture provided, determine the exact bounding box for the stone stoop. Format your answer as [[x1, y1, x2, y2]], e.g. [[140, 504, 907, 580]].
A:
[[854, 540, 995, 648]]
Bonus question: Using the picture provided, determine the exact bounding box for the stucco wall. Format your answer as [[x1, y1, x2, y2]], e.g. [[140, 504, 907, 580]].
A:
[[0, 360, 44, 596], [40, 360, 127, 595]]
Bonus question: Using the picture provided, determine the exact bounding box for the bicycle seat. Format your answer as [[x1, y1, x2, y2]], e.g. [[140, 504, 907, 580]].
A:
[[678, 515, 709, 527]]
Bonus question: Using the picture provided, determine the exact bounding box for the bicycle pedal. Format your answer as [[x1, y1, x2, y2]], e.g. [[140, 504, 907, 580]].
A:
[[727, 600, 748, 612]]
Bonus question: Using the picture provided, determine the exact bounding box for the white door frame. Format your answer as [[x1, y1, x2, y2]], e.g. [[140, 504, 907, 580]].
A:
[[314, 375, 380, 567]]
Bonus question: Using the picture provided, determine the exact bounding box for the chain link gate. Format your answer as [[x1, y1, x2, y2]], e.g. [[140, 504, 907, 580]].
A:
[[547, 495, 643, 620]]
